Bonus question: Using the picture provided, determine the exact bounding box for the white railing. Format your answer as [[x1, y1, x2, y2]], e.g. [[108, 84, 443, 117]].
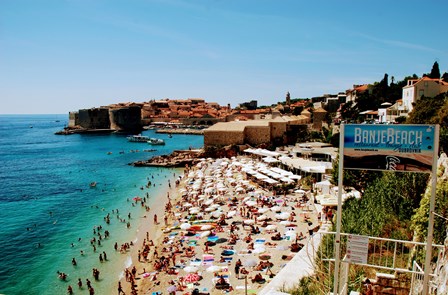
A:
[[318, 231, 443, 275], [410, 261, 424, 295]]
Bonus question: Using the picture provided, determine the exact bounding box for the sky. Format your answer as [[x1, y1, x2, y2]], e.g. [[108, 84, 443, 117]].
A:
[[1, 0, 448, 114]]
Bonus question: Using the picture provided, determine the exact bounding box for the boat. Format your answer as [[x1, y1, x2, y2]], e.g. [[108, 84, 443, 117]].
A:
[[127, 135, 150, 142], [90, 182, 97, 187], [168, 134, 173, 138], [147, 138, 165, 145]]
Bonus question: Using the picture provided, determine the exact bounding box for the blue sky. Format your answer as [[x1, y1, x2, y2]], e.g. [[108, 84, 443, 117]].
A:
[[1, 0, 447, 114]]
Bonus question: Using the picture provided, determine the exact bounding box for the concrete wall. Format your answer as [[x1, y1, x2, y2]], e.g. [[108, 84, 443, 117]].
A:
[[244, 125, 270, 146], [312, 112, 326, 130], [203, 130, 244, 146], [109, 106, 142, 131], [77, 108, 110, 129], [68, 112, 78, 127]]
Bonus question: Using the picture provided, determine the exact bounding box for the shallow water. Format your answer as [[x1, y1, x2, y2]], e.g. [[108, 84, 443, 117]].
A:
[[0, 115, 203, 294]]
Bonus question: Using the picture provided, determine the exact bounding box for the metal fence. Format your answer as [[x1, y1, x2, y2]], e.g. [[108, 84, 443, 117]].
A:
[[316, 231, 444, 293]]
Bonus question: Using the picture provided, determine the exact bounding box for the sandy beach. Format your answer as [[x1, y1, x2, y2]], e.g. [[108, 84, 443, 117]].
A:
[[121, 156, 318, 295]]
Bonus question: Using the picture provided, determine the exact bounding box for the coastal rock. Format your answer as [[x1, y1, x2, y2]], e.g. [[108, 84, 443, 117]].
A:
[[131, 150, 204, 167]]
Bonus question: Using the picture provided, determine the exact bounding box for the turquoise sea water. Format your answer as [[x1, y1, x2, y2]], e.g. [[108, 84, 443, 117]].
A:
[[0, 115, 203, 295]]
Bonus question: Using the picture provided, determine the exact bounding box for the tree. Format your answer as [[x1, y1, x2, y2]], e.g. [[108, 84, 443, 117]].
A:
[[429, 61, 441, 79], [442, 72, 448, 81]]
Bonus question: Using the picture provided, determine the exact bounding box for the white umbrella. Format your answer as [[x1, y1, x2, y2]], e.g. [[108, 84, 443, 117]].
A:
[[200, 230, 211, 238], [285, 230, 296, 237], [243, 219, 255, 225], [294, 189, 306, 194], [266, 224, 277, 231], [205, 207, 215, 212], [180, 223, 192, 230], [258, 208, 269, 214], [201, 224, 213, 231], [275, 212, 291, 220], [227, 210, 237, 218], [204, 199, 214, 206], [257, 214, 268, 221], [279, 220, 290, 225], [211, 211, 222, 218], [183, 266, 198, 273], [270, 206, 282, 212], [206, 265, 222, 272], [244, 259, 258, 267], [189, 208, 200, 214], [252, 247, 266, 254], [246, 200, 257, 207], [184, 203, 193, 208]]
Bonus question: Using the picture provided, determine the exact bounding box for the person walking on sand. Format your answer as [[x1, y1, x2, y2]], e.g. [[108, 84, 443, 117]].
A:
[[118, 281, 125, 295], [154, 214, 158, 224]]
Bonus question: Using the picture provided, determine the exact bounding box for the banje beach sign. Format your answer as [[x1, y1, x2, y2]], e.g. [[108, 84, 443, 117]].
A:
[[343, 124, 437, 173]]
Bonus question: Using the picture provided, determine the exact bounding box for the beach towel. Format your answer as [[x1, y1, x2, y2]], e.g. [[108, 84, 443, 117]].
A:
[[188, 240, 197, 247], [255, 239, 266, 244], [190, 261, 201, 266], [202, 254, 214, 266], [207, 235, 219, 242]]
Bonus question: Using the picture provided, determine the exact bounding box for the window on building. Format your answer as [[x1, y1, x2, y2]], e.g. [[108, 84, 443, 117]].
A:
[[419, 89, 424, 97]]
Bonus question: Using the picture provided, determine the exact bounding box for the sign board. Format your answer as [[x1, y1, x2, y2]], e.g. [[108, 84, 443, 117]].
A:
[[343, 124, 436, 172], [346, 234, 369, 264]]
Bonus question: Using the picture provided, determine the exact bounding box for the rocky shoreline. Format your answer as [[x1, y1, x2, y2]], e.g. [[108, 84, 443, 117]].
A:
[[130, 149, 204, 167]]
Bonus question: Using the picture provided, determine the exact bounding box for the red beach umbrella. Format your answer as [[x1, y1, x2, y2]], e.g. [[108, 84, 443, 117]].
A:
[[183, 273, 201, 283]]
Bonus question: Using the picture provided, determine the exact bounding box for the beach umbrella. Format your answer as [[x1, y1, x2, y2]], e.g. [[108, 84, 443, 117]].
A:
[[227, 210, 237, 218], [183, 266, 198, 273], [257, 214, 268, 221], [133, 196, 142, 201], [206, 265, 222, 272], [243, 259, 258, 267], [200, 230, 211, 238], [204, 199, 214, 206], [211, 211, 223, 219], [276, 245, 289, 251], [184, 203, 193, 208], [279, 220, 290, 225], [180, 223, 192, 230], [189, 208, 200, 214], [285, 230, 296, 237], [265, 224, 277, 231], [205, 207, 215, 212], [270, 206, 282, 212], [243, 219, 255, 225], [258, 208, 269, 214], [167, 285, 177, 293], [252, 247, 266, 254], [183, 273, 201, 283], [275, 212, 291, 220], [200, 224, 213, 231], [245, 200, 257, 207]]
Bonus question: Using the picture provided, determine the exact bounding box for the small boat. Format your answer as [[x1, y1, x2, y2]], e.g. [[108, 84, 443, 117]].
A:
[[127, 135, 150, 142], [147, 138, 165, 145], [168, 134, 173, 138], [90, 182, 97, 188]]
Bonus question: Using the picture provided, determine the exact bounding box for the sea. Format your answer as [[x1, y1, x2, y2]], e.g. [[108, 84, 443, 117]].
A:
[[0, 115, 204, 295]]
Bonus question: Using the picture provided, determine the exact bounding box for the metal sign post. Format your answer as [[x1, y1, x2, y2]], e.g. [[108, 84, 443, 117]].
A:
[[422, 124, 439, 295], [333, 124, 345, 295], [334, 124, 438, 294]]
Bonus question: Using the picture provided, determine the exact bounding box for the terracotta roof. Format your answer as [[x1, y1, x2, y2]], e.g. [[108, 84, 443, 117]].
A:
[[354, 84, 369, 92]]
